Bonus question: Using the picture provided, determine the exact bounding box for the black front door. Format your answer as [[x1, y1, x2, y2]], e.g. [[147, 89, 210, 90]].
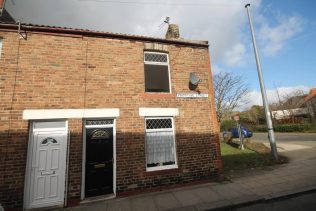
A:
[[85, 127, 113, 197]]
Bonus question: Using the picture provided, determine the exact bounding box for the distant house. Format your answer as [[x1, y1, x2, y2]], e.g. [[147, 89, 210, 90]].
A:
[[0, 21, 222, 210], [305, 88, 316, 121], [271, 89, 316, 121], [271, 95, 308, 120], [271, 108, 308, 120]]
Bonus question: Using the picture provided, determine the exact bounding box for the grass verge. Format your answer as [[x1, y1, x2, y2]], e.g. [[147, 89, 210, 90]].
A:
[[220, 140, 288, 173]]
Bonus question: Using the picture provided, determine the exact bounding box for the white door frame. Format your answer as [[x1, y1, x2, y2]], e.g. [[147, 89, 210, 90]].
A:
[[24, 120, 68, 209], [81, 119, 116, 200]]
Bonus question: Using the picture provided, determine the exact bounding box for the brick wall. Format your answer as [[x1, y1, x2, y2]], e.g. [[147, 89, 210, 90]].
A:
[[0, 30, 222, 209]]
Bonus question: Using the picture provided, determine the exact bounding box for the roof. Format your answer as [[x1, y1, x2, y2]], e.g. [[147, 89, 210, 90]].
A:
[[0, 9, 15, 23], [0, 22, 209, 48], [305, 88, 316, 102]]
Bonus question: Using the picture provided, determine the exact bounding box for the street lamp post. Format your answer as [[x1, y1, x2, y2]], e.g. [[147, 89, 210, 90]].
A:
[[245, 3, 278, 160]]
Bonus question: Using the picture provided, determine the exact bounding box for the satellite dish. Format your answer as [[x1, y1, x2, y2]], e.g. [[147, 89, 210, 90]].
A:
[[189, 73, 201, 86]]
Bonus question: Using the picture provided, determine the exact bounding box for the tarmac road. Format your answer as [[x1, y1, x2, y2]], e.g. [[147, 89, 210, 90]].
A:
[[252, 132, 316, 143]]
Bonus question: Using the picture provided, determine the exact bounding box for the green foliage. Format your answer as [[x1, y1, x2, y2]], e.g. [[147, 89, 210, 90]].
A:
[[220, 142, 275, 172], [240, 105, 266, 125], [251, 125, 268, 132], [220, 119, 236, 131], [252, 123, 316, 132]]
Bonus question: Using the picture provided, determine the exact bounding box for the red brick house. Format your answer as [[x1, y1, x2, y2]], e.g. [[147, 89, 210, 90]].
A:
[[0, 21, 222, 210]]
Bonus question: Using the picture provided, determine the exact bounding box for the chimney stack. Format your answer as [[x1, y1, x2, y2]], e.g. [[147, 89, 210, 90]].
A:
[[0, 0, 5, 16], [165, 24, 180, 39]]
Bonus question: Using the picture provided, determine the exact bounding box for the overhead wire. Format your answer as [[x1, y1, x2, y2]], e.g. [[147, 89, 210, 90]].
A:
[[78, 0, 243, 7]]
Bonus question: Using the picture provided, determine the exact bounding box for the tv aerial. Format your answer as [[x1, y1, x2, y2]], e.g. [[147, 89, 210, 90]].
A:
[[158, 17, 170, 30]]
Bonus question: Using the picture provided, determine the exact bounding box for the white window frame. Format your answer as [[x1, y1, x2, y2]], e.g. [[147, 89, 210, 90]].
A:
[[145, 117, 178, 172], [144, 51, 172, 93], [32, 120, 68, 132]]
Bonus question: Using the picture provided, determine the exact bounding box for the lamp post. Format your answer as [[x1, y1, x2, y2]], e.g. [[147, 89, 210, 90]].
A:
[[245, 3, 278, 160]]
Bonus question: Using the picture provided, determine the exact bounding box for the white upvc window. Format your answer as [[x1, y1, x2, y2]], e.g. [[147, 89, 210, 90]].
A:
[[144, 52, 171, 93], [145, 117, 177, 171]]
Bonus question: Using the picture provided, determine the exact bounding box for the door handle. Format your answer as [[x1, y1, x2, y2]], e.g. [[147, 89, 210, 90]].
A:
[[41, 171, 55, 175]]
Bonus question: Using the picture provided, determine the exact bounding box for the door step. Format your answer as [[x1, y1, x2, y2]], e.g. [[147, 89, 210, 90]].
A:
[[80, 194, 116, 204]]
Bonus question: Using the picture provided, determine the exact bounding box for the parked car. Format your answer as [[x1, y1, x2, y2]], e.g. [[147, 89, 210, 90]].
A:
[[231, 126, 253, 138], [222, 126, 253, 141]]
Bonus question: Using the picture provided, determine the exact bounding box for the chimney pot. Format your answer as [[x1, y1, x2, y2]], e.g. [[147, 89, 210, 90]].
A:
[[0, 0, 4, 9]]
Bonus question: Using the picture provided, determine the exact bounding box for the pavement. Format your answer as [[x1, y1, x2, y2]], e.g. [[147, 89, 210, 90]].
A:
[[252, 132, 316, 161], [60, 133, 316, 211]]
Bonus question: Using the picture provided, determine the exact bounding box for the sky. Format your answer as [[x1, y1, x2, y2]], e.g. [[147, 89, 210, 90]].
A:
[[5, 0, 316, 109]]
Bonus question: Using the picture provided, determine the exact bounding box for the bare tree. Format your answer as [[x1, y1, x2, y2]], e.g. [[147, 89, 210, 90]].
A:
[[213, 72, 250, 123]]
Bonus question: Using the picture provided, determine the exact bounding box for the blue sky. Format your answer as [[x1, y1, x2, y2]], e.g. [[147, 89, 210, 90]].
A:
[[5, 0, 316, 108], [230, 0, 316, 100], [212, 0, 316, 107]]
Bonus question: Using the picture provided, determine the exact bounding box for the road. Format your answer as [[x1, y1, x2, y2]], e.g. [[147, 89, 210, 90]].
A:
[[252, 132, 316, 143], [250, 132, 316, 161], [235, 191, 316, 211]]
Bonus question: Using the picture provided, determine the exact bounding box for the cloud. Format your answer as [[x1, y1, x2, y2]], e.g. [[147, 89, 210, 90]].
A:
[[6, 0, 304, 68], [223, 42, 246, 66], [6, 0, 259, 65], [243, 85, 310, 110], [211, 64, 225, 75], [258, 15, 304, 56]]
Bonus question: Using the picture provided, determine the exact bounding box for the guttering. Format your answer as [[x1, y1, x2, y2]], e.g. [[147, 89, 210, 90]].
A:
[[0, 22, 209, 48]]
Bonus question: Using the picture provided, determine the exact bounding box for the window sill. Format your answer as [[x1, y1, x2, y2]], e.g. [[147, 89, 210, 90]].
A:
[[141, 93, 176, 99], [145, 165, 180, 176]]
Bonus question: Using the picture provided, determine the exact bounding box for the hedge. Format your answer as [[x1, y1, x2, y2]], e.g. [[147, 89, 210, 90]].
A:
[[252, 123, 315, 132]]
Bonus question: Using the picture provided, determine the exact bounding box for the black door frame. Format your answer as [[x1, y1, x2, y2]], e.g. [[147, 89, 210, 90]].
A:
[[81, 119, 116, 199]]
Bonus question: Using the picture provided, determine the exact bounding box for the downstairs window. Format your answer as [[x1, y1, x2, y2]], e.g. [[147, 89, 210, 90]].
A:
[[145, 117, 177, 171]]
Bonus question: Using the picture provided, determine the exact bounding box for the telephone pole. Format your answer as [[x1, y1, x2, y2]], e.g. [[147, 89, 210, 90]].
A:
[[245, 3, 278, 160]]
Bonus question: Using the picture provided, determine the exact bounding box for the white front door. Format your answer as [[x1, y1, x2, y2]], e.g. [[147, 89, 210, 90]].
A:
[[26, 129, 67, 209]]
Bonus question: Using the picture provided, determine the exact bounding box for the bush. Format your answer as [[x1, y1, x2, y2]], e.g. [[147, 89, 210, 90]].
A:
[[274, 124, 304, 132], [252, 123, 315, 132], [252, 125, 268, 132]]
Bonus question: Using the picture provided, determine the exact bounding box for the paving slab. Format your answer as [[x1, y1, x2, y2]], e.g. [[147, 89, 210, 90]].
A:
[[191, 187, 222, 203], [131, 196, 157, 211], [172, 189, 203, 207], [106, 198, 132, 211], [228, 194, 263, 205], [195, 200, 232, 211], [153, 193, 182, 211]]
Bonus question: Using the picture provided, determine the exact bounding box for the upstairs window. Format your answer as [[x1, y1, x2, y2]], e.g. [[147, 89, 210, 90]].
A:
[[144, 52, 171, 93]]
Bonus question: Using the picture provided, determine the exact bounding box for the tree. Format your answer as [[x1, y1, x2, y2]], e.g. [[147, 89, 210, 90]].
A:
[[213, 72, 250, 123], [240, 105, 265, 125]]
